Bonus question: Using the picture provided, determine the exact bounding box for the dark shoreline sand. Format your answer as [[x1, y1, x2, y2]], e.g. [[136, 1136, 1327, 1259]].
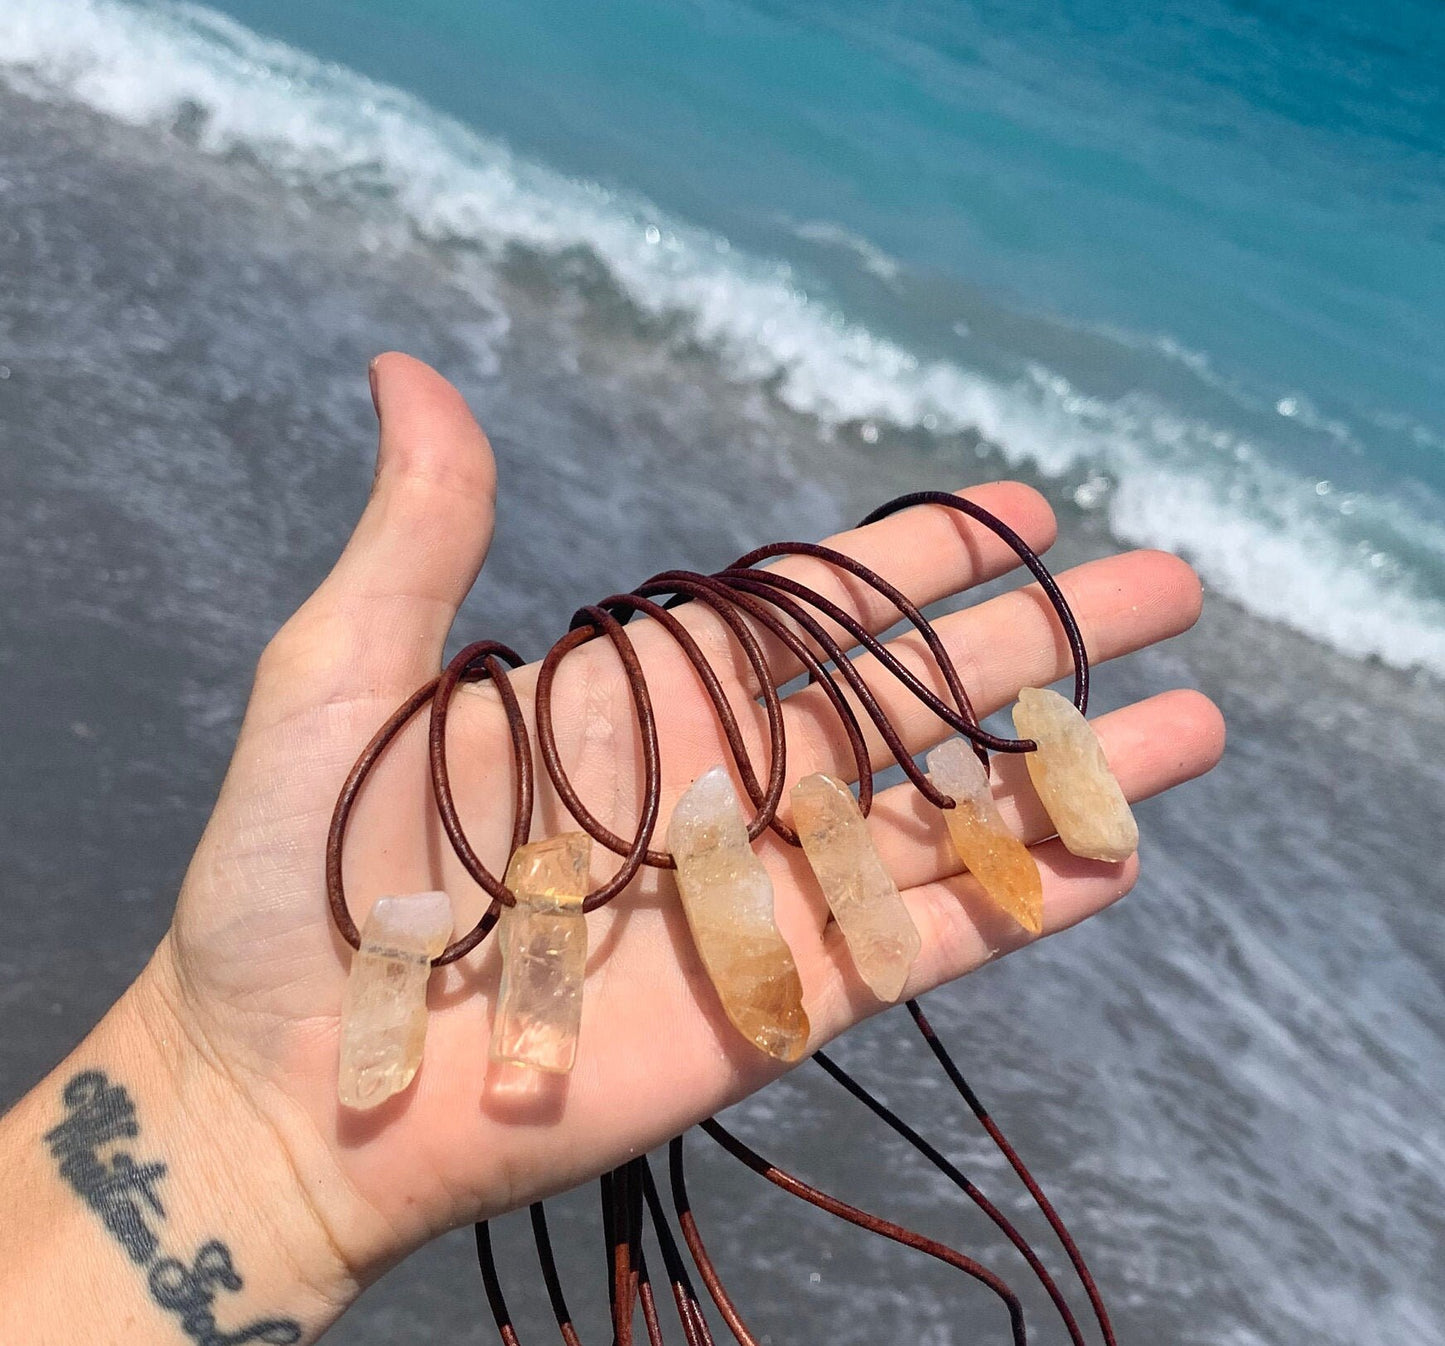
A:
[[2, 83, 1442, 1344]]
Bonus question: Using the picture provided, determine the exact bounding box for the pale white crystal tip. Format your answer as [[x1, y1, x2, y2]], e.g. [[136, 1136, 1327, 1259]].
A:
[[337, 890, 453, 1110]]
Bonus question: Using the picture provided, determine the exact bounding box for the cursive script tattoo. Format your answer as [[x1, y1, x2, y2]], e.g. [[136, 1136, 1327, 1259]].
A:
[[46, 1070, 302, 1346]]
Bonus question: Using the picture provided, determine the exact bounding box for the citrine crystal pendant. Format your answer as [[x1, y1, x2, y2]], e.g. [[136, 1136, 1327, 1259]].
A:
[[926, 737, 1044, 935], [791, 772, 919, 1002], [338, 890, 453, 1110], [490, 832, 592, 1074], [668, 766, 810, 1062], [1012, 686, 1139, 863]]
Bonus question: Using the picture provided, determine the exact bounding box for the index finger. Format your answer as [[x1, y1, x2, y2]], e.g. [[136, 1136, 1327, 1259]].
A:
[[630, 481, 1058, 698]]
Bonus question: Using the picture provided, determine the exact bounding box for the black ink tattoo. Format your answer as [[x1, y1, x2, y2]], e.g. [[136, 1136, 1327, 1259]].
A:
[[47, 1070, 303, 1346], [46, 1072, 163, 1265], [149, 1243, 303, 1346]]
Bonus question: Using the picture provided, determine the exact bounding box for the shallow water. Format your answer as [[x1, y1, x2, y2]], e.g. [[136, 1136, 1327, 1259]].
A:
[[1, 7, 1443, 1345]]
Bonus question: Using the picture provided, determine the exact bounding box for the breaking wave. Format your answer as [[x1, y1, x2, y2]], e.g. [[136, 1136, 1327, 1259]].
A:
[[4, 0, 1443, 673]]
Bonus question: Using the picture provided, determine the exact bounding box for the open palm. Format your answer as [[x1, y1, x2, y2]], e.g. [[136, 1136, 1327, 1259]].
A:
[[154, 353, 1222, 1284]]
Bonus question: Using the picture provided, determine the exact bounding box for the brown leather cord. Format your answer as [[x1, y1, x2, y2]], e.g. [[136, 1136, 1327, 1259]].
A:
[[601, 1168, 619, 1325], [640, 1159, 714, 1346], [629, 1161, 666, 1346], [592, 589, 786, 847], [720, 493, 1092, 816], [337, 494, 1093, 932], [698, 1119, 1027, 1346], [530, 1203, 584, 1346], [668, 1136, 763, 1346], [639, 1269, 665, 1346], [620, 575, 793, 843], [331, 491, 1092, 940], [429, 641, 534, 909], [327, 678, 437, 952], [325, 639, 528, 965], [856, 491, 1090, 714], [715, 569, 951, 809], [330, 493, 1111, 1346], [812, 1049, 1088, 1346], [603, 1158, 663, 1346], [533, 607, 664, 910], [713, 562, 992, 752], [476, 1222, 524, 1346], [610, 1161, 636, 1346], [724, 543, 1012, 756], [907, 999, 1116, 1346], [637, 571, 875, 835]]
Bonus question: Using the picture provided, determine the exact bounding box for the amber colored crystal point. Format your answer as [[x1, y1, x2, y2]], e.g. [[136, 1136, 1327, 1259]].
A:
[[668, 766, 810, 1062], [926, 738, 1044, 935], [1013, 686, 1139, 863], [791, 772, 919, 1001], [490, 832, 591, 1075]]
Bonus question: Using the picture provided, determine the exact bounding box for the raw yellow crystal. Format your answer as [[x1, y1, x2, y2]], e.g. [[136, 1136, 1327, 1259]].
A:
[[668, 766, 810, 1062], [491, 832, 591, 1074], [927, 738, 1044, 935], [1013, 686, 1139, 863], [338, 890, 453, 1109], [791, 773, 919, 1002]]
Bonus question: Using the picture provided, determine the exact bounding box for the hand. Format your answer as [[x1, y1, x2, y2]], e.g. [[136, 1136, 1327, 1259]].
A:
[[144, 353, 1221, 1304]]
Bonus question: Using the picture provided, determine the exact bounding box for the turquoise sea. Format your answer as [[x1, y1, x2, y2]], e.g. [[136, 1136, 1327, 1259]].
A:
[[8, 0, 1444, 668], [1, 2, 1442, 1343]]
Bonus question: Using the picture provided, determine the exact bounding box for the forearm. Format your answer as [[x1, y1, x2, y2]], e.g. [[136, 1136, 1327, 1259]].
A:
[[0, 960, 357, 1346]]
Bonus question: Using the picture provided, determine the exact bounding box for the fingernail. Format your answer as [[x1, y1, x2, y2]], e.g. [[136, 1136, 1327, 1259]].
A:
[[367, 359, 385, 492]]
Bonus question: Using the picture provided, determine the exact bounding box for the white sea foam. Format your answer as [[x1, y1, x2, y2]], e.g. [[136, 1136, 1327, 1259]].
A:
[[4, 0, 1444, 674], [787, 220, 903, 282]]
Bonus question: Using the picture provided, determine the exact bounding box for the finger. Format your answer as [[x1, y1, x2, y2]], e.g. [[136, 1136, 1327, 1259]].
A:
[[255, 353, 498, 715], [632, 482, 1058, 697], [810, 840, 1141, 1044], [781, 548, 1203, 783], [864, 689, 1224, 891], [904, 842, 1142, 992]]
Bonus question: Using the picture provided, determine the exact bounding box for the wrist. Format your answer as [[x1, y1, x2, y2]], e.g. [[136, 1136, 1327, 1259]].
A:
[[0, 952, 360, 1344]]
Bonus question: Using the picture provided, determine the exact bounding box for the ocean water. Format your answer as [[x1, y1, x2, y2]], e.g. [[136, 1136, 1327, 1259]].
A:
[[0, 2, 1442, 1344], [8, 0, 1445, 671]]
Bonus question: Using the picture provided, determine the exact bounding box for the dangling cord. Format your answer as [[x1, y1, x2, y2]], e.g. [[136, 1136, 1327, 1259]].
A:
[[696, 1120, 1027, 1346], [907, 1000, 1116, 1346], [668, 1136, 763, 1346], [606, 1160, 659, 1346], [602, 1168, 634, 1346], [477, 1221, 524, 1346], [531, 1203, 584, 1346], [627, 1160, 667, 1346], [812, 1051, 1087, 1346], [640, 1159, 714, 1346], [601, 1169, 618, 1327]]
